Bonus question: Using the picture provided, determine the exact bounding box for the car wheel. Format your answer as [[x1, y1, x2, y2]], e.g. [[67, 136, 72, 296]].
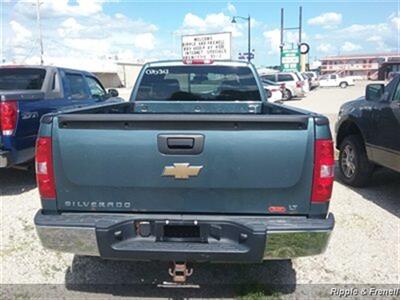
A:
[[338, 135, 374, 187], [283, 89, 292, 100], [339, 82, 348, 88]]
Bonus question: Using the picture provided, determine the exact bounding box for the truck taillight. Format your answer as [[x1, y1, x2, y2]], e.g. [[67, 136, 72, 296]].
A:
[[0, 101, 18, 136], [35, 137, 56, 199], [311, 139, 334, 203]]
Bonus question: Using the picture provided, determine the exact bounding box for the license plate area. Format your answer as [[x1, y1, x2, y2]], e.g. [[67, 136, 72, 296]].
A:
[[157, 222, 206, 243], [164, 225, 200, 239]]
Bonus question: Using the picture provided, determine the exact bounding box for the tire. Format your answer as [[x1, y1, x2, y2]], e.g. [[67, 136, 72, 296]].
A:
[[339, 82, 348, 88], [283, 89, 292, 100], [338, 135, 374, 187]]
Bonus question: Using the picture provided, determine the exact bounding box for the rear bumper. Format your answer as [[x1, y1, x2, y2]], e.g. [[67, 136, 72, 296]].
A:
[[293, 88, 306, 98], [0, 150, 11, 168], [35, 211, 334, 262], [0, 147, 34, 168]]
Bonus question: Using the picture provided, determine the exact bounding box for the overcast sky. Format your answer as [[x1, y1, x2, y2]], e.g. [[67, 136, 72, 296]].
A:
[[1, 0, 399, 68]]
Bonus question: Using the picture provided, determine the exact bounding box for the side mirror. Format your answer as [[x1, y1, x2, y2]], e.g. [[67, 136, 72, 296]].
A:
[[108, 88, 119, 97], [264, 88, 272, 99], [365, 84, 384, 102]]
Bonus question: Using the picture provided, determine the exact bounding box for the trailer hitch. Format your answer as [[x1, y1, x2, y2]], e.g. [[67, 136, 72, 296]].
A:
[[157, 261, 198, 288], [168, 261, 193, 283]]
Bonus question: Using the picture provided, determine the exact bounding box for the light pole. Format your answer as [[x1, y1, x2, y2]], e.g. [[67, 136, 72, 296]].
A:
[[231, 15, 251, 62]]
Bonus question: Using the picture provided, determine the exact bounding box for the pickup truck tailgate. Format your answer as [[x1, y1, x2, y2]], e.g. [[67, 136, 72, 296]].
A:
[[52, 114, 314, 214]]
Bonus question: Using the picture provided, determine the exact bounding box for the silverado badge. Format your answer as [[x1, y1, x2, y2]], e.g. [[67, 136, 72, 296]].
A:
[[162, 163, 203, 179]]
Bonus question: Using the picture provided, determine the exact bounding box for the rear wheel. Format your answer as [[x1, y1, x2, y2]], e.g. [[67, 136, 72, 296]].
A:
[[339, 82, 348, 88], [283, 89, 292, 100], [338, 135, 374, 187]]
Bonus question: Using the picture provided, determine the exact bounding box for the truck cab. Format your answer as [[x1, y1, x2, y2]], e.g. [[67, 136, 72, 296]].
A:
[[336, 75, 400, 186]]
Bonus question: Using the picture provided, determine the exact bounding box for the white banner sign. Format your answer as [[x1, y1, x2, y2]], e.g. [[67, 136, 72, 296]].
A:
[[182, 32, 232, 60]]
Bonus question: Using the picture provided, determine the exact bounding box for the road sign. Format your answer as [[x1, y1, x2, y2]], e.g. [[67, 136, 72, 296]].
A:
[[182, 32, 232, 61], [281, 49, 300, 72]]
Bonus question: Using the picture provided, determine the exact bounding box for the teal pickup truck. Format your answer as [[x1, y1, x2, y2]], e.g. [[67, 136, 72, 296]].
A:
[[34, 60, 334, 283]]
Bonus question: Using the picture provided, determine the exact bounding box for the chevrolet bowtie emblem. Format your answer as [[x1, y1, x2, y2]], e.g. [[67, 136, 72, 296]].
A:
[[162, 163, 203, 179]]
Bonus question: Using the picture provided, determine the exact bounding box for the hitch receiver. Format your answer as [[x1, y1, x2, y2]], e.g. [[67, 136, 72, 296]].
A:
[[168, 261, 193, 283]]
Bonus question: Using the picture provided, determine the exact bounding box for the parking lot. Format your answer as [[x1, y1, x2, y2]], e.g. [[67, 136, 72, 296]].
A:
[[1, 82, 399, 298]]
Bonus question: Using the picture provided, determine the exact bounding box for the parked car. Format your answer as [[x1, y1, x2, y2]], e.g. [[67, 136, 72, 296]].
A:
[[0, 65, 122, 168], [335, 75, 400, 187], [294, 71, 310, 94], [304, 71, 320, 89], [319, 74, 354, 88], [34, 60, 335, 284], [261, 78, 283, 102], [261, 72, 305, 100]]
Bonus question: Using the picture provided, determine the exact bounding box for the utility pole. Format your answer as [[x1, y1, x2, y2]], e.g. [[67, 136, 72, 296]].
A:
[[280, 8, 284, 58], [280, 6, 305, 72], [247, 15, 251, 63], [36, 0, 44, 65], [299, 6, 306, 72], [299, 6, 302, 44]]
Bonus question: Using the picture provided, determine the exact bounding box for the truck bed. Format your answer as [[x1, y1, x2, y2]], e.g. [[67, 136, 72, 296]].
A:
[[40, 101, 330, 217]]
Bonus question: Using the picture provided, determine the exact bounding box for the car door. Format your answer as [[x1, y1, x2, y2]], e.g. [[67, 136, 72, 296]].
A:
[[368, 77, 400, 171], [63, 71, 96, 109], [329, 75, 337, 87]]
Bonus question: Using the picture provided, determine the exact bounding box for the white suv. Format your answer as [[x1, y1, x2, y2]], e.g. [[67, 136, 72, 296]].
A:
[[261, 72, 306, 100]]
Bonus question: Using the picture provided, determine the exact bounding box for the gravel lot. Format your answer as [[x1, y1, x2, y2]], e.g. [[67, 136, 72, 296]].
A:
[[1, 82, 399, 298]]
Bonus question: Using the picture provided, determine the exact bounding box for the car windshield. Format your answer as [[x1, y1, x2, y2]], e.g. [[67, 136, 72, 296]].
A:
[[136, 65, 261, 101], [0, 68, 46, 90]]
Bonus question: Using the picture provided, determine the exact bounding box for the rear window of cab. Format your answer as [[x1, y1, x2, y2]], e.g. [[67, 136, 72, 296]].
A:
[[136, 65, 261, 101], [0, 68, 46, 90]]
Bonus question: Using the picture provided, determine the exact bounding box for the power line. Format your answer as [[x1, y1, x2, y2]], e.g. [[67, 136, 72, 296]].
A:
[[21, 44, 37, 64]]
